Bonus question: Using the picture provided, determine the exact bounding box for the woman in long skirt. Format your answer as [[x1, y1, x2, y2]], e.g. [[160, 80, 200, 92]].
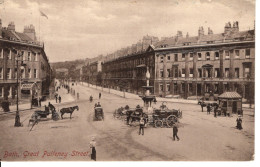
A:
[[89, 137, 96, 161]]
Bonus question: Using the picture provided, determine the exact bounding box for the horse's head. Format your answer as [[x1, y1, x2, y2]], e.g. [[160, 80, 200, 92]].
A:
[[74, 106, 79, 111]]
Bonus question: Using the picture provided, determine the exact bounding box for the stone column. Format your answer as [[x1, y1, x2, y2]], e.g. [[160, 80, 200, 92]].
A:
[[163, 55, 167, 79], [170, 82, 174, 95], [219, 50, 224, 79], [184, 81, 188, 99], [193, 52, 198, 79], [201, 82, 205, 96], [156, 54, 160, 79], [229, 49, 234, 79], [185, 53, 189, 78]]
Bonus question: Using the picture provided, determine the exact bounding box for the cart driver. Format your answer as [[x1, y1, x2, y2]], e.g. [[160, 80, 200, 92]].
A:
[[97, 102, 101, 107]]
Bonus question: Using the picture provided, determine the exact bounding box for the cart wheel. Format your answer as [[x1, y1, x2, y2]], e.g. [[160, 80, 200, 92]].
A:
[[167, 115, 178, 128], [155, 120, 163, 128]]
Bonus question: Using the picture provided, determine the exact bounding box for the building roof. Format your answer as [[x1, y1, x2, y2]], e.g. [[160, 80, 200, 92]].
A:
[[218, 92, 242, 99], [154, 30, 254, 49], [1, 28, 39, 45]]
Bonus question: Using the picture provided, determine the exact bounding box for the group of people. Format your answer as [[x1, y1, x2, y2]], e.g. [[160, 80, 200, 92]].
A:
[[94, 102, 102, 108], [55, 93, 62, 103]]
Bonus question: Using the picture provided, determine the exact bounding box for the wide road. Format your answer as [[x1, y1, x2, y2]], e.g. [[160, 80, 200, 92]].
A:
[[0, 83, 254, 161]]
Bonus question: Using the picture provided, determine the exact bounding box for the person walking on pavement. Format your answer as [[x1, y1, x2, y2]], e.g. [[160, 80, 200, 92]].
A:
[[139, 116, 145, 135], [99, 92, 101, 99], [214, 106, 217, 117], [173, 124, 180, 141], [89, 136, 96, 161], [55, 94, 58, 103], [207, 104, 211, 115], [58, 96, 61, 103], [236, 116, 243, 130]]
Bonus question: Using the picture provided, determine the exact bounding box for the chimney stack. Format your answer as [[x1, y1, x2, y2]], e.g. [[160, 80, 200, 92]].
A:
[[7, 22, 15, 31], [208, 27, 213, 35], [198, 26, 204, 37], [224, 22, 232, 34], [232, 21, 239, 32], [24, 24, 37, 41], [186, 32, 189, 38]]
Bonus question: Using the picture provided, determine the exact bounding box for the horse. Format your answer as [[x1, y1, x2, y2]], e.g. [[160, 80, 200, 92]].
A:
[[60, 105, 79, 119]]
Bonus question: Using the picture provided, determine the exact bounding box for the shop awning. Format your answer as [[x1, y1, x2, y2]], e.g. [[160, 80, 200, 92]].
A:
[[21, 83, 37, 90], [136, 64, 146, 68], [218, 92, 242, 99]]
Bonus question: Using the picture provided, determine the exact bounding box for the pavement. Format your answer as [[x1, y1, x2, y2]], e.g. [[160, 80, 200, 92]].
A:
[[0, 82, 75, 115], [0, 81, 254, 161], [80, 82, 255, 109]]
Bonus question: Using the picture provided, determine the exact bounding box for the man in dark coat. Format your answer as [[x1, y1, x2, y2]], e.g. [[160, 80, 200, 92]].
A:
[[207, 104, 211, 115], [236, 116, 243, 130], [139, 117, 145, 135], [173, 124, 180, 141], [99, 92, 101, 99], [58, 96, 61, 103]]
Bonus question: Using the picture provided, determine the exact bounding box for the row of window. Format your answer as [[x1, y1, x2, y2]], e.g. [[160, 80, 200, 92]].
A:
[[159, 67, 251, 78], [0, 86, 14, 98], [159, 83, 240, 94], [0, 68, 38, 79], [160, 49, 251, 62], [0, 49, 38, 61]]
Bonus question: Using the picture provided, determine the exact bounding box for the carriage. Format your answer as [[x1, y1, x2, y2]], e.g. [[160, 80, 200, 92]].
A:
[[151, 103, 182, 128], [28, 107, 59, 126], [93, 107, 104, 121]]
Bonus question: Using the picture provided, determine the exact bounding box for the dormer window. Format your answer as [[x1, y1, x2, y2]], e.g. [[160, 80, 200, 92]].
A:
[[160, 44, 168, 48], [183, 42, 191, 46], [207, 41, 214, 44]]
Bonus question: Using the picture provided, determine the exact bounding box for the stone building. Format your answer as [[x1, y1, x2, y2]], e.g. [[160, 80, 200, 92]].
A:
[[82, 60, 103, 85], [102, 22, 255, 101], [0, 19, 52, 103]]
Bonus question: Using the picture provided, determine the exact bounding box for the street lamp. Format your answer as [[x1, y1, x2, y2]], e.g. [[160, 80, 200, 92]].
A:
[[14, 50, 26, 127]]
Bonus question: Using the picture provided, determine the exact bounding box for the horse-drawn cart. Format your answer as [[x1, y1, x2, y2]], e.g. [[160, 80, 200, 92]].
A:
[[93, 107, 104, 121], [152, 103, 182, 128]]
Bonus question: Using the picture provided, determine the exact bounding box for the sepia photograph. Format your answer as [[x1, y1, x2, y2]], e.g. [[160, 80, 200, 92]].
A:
[[0, 0, 257, 165]]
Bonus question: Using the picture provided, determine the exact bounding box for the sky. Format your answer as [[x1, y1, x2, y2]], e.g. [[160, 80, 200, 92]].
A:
[[0, 0, 255, 62]]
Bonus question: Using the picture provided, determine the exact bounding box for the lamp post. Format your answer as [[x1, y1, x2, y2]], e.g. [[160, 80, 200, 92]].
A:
[[14, 51, 26, 127]]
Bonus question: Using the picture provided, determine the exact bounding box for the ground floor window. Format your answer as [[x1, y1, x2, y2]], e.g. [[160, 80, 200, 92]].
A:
[[189, 83, 192, 93], [160, 84, 163, 92], [174, 83, 178, 94], [166, 84, 170, 92], [181, 83, 185, 93], [0, 87, 3, 97]]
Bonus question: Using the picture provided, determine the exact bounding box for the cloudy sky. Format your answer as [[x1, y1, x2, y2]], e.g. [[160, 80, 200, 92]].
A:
[[0, 0, 255, 62]]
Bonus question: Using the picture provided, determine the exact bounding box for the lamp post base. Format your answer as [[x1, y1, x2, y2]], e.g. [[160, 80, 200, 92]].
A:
[[14, 115, 22, 127]]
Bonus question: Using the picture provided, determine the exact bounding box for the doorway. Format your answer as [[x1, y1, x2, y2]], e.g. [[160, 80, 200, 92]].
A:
[[197, 84, 201, 96]]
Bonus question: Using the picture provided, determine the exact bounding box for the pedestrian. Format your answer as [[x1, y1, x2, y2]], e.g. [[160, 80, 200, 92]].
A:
[[173, 124, 180, 141], [139, 116, 145, 135], [214, 106, 217, 118], [207, 104, 211, 115], [39, 98, 41, 107], [99, 92, 101, 99], [55, 94, 58, 103], [58, 96, 61, 103], [236, 116, 243, 130], [89, 136, 96, 161]]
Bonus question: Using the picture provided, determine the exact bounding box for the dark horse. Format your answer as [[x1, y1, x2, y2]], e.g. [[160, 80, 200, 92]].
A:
[[60, 105, 79, 119]]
